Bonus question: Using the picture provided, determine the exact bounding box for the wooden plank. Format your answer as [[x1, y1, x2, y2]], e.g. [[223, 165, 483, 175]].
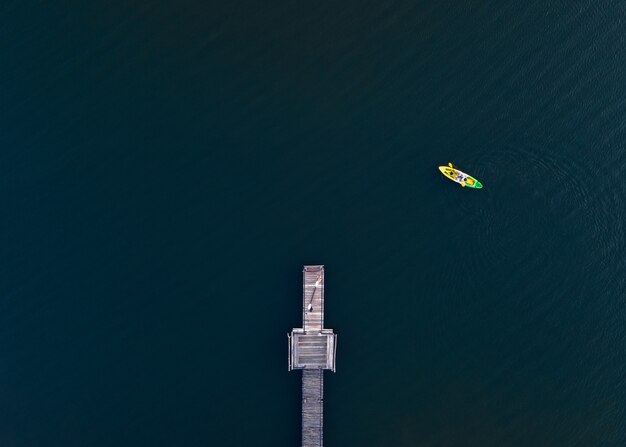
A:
[[302, 369, 323, 447], [303, 266, 324, 333]]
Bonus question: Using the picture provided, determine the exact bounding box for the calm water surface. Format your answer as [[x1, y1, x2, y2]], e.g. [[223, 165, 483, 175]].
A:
[[1, 1, 625, 446]]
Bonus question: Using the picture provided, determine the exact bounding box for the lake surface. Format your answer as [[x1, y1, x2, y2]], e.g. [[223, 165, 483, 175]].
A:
[[1, 1, 625, 445]]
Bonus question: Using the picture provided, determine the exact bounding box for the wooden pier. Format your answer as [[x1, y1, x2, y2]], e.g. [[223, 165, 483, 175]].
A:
[[289, 265, 337, 447]]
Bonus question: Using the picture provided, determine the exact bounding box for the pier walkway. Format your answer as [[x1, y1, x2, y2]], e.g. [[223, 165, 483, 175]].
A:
[[289, 265, 337, 447]]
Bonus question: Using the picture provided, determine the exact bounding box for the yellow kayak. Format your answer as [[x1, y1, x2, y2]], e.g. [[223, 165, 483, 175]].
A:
[[438, 163, 483, 189]]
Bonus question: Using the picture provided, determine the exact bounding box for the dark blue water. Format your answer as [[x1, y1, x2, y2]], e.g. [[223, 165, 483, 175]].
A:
[[1, 1, 625, 445]]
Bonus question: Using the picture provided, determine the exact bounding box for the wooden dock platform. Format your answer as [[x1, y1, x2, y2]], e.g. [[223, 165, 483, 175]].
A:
[[303, 266, 324, 332], [289, 265, 336, 447]]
